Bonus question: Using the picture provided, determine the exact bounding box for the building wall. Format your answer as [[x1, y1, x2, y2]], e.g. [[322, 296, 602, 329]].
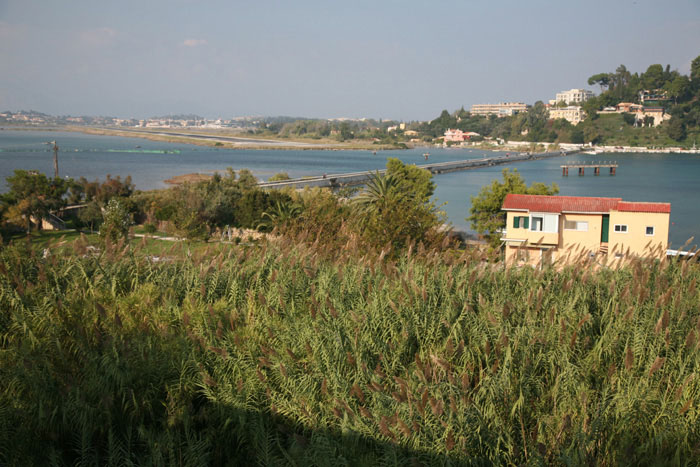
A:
[[608, 211, 669, 260], [504, 210, 669, 266], [558, 213, 604, 261], [471, 102, 527, 117], [549, 106, 584, 124], [505, 245, 550, 268], [505, 211, 559, 245], [555, 89, 594, 103], [444, 129, 465, 142], [634, 109, 670, 127]]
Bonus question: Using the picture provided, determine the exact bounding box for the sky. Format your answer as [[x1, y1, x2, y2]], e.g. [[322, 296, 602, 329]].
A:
[[1, 0, 699, 121]]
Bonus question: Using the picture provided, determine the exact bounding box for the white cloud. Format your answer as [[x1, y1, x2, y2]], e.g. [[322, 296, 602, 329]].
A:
[[183, 38, 207, 47]]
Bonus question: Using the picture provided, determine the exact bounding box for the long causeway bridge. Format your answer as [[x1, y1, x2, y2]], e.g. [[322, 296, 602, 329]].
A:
[[258, 150, 580, 189]]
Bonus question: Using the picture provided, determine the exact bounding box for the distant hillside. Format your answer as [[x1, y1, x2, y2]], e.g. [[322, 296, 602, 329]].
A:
[[421, 55, 700, 148]]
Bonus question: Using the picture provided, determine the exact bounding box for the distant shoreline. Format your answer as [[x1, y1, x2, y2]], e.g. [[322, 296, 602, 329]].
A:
[[0, 125, 407, 152], [3, 125, 699, 155]]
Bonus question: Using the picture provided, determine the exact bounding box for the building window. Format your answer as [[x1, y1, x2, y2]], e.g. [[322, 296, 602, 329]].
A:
[[531, 216, 543, 231], [646, 226, 655, 236], [564, 220, 588, 231], [614, 224, 628, 233], [513, 216, 529, 229], [530, 214, 558, 233]]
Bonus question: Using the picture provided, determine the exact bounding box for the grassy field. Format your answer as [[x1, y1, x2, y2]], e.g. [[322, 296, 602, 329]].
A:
[[591, 114, 679, 147], [1, 234, 699, 464]]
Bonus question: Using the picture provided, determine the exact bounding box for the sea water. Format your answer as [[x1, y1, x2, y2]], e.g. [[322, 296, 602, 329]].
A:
[[1, 129, 698, 246]]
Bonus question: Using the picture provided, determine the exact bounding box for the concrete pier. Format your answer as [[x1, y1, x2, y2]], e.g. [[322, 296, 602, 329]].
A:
[[561, 162, 617, 177]]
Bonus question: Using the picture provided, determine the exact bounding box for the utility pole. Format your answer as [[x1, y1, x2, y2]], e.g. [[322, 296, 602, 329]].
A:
[[47, 141, 59, 178]]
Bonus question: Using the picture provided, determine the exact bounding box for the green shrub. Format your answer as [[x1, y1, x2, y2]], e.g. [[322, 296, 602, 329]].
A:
[[99, 198, 131, 242]]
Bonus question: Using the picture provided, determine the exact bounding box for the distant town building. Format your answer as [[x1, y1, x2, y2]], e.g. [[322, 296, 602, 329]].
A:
[[598, 103, 670, 127], [616, 102, 643, 113], [443, 129, 464, 141], [553, 88, 594, 104], [443, 129, 480, 142], [548, 106, 584, 125], [470, 102, 527, 117], [635, 107, 671, 127], [639, 89, 669, 105], [501, 194, 670, 267]]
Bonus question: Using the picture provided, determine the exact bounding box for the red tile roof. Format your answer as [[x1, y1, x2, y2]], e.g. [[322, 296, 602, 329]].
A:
[[617, 201, 671, 213], [502, 194, 670, 214]]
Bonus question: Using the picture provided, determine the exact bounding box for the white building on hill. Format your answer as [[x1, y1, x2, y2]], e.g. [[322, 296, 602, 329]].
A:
[[553, 89, 594, 104]]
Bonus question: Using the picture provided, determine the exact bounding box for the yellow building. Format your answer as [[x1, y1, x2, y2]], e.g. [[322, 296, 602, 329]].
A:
[[548, 106, 584, 125], [501, 194, 670, 267]]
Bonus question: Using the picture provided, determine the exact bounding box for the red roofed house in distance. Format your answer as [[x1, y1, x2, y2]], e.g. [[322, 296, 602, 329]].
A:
[[500, 194, 670, 267]]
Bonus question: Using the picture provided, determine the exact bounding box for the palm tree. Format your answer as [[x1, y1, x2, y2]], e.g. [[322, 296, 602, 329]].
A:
[[257, 201, 301, 231], [352, 172, 398, 212]]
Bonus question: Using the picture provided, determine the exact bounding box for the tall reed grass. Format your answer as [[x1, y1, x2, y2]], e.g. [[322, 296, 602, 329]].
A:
[[0, 237, 698, 464]]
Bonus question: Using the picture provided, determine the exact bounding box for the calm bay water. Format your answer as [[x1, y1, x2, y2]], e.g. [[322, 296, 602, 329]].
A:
[[1, 129, 699, 247]]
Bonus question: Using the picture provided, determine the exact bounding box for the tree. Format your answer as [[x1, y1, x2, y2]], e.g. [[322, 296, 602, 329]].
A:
[[100, 198, 132, 242], [3, 170, 68, 233], [641, 64, 664, 89], [666, 117, 687, 141], [236, 169, 258, 191], [353, 172, 398, 214], [666, 75, 690, 103], [385, 158, 435, 202], [570, 127, 585, 144], [583, 126, 601, 144], [78, 202, 103, 232], [613, 65, 631, 90], [352, 161, 443, 254], [588, 73, 611, 92], [257, 201, 302, 231], [268, 172, 291, 182], [622, 112, 636, 126], [468, 168, 558, 249], [691, 54, 700, 82], [94, 174, 134, 206], [339, 122, 354, 141]]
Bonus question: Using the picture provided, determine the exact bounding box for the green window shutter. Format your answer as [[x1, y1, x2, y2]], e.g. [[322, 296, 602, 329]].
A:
[[513, 216, 520, 228], [524, 217, 530, 229]]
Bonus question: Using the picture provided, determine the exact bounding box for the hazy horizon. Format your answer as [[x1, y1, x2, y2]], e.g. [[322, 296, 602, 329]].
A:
[[1, 0, 699, 121]]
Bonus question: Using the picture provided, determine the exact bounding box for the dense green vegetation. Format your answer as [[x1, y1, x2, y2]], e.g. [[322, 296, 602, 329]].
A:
[[1, 158, 446, 259], [1, 232, 700, 464]]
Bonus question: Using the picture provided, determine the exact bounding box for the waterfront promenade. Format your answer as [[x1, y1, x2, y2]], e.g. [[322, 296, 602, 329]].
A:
[[258, 150, 578, 189]]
